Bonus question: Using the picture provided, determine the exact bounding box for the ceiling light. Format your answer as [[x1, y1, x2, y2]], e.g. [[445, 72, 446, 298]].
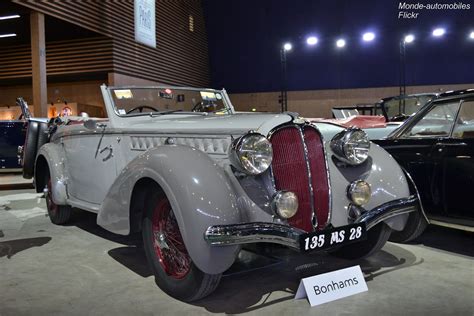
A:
[[404, 34, 415, 43], [0, 14, 20, 20], [336, 39, 346, 48], [469, 31, 474, 39], [0, 33, 17, 38], [362, 32, 375, 42], [432, 28, 445, 37], [306, 36, 318, 45], [283, 43, 292, 51]]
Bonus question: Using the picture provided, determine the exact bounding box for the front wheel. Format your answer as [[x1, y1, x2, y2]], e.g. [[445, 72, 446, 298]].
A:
[[142, 191, 221, 301], [329, 223, 391, 260]]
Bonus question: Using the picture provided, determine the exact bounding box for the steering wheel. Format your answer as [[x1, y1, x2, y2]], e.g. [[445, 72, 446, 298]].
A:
[[126, 105, 159, 114], [390, 113, 409, 122], [192, 101, 215, 112]]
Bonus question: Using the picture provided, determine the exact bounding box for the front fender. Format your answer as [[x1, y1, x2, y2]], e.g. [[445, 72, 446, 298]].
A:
[[328, 142, 411, 231], [36, 143, 68, 205], [98, 145, 241, 274]]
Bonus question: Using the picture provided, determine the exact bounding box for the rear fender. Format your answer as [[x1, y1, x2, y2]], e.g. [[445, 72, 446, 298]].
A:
[[35, 143, 68, 205], [98, 145, 241, 274]]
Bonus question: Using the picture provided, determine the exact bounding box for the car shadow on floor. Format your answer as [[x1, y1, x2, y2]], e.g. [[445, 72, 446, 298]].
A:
[[66, 209, 153, 277], [406, 225, 473, 257], [0, 236, 51, 259], [192, 243, 422, 314], [66, 209, 424, 313]]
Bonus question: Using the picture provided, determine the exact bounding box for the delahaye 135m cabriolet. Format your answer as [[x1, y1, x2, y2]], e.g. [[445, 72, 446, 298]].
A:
[[22, 85, 422, 301]]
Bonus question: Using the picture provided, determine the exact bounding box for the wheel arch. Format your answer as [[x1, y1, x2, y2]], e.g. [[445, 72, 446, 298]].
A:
[[98, 145, 242, 274]]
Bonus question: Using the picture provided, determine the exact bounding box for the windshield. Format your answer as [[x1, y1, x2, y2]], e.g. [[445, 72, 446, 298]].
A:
[[109, 87, 230, 117], [376, 95, 435, 119]]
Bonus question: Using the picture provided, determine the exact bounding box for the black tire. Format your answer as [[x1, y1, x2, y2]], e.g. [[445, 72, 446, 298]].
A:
[[22, 121, 39, 179], [389, 209, 428, 243], [45, 172, 72, 225], [36, 122, 49, 152], [142, 190, 221, 302], [330, 223, 391, 260]]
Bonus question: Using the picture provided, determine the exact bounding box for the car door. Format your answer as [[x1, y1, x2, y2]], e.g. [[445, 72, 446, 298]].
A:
[[63, 125, 118, 205], [439, 100, 474, 220], [376, 100, 461, 217]]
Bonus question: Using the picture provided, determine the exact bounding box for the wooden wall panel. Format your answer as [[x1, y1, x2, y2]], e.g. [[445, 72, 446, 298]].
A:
[[13, 0, 210, 87], [0, 37, 113, 80]]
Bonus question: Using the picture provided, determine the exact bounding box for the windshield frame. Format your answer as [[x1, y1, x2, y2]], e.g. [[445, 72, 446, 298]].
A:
[[105, 85, 235, 118]]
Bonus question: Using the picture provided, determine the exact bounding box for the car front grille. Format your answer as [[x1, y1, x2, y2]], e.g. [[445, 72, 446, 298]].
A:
[[270, 125, 330, 232]]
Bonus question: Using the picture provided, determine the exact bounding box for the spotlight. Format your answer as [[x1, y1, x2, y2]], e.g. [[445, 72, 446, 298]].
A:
[[404, 34, 415, 43], [306, 36, 318, 45], [336, 39, 346, 48], [0, 15, 20, 20], [0, 33, 16, 38], [470, 31, 474, 39], [283, 43, 292, 51], [362, 32, 375, 42], [432, 28, 445, 37]]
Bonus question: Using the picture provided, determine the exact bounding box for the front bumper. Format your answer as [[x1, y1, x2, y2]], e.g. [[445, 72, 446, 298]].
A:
[[204, 195, 418, 251]]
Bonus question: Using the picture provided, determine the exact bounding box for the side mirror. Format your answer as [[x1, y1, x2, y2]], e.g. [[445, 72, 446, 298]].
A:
[[84, 119, 97, 130]]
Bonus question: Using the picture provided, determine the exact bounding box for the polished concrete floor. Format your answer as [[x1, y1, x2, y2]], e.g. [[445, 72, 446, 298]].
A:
[[0, 188, 473, 316]]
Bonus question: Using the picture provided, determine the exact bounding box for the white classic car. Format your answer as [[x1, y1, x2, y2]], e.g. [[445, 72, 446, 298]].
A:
[[23, 85, 422, 301]]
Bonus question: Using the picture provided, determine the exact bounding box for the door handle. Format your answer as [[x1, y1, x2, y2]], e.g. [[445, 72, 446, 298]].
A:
[[435, 142, 467, 147]]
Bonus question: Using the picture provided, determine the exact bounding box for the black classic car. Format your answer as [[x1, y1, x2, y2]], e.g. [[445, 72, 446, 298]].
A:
[[374, 89, 474, 241]]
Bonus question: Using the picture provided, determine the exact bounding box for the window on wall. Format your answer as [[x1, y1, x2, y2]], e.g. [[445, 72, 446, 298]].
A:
[[189, 15, 194, 32]]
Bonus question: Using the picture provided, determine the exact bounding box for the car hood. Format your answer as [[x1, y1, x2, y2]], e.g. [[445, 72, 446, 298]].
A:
[[115, 112, 294, 136]]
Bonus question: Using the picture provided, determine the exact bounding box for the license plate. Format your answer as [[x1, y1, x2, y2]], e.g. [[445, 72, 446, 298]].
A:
[[300, 223, 367, 252]]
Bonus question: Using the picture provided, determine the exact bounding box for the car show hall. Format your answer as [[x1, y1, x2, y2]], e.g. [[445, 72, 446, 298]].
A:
[[0, 1, 473, 315]]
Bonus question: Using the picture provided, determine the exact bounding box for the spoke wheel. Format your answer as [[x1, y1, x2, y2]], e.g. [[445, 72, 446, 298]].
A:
[[151, 199, 191, 279], [142, 190, 222, 301], [45, 179, 59, 216]]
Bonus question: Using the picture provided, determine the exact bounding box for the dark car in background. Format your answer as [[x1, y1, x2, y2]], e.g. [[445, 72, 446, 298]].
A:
[[0, 98, 30, 172], [374, 89, 474, 241]]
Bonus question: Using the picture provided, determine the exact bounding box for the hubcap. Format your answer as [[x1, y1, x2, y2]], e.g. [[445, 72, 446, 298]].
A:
[[45, 179, 58, 216], [151, 198, 191, 279]]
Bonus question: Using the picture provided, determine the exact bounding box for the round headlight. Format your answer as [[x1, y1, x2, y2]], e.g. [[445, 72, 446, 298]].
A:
[[272, 191, 298, 219], [330, 128, 370, 165], [347, 180, 371, 206], [232, 133, 273, 175]]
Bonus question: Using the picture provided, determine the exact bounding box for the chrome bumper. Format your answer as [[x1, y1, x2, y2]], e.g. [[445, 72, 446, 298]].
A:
[[204, 195, 418, 251]]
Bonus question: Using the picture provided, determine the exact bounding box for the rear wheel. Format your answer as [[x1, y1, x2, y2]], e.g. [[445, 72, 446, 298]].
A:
[[142, 191, 221, 301], [45, 172, 72, 224], [389, 209, 428, 243], [330, 223, 391, 260]]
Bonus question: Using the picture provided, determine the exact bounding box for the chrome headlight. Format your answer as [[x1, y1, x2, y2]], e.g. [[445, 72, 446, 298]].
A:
[[231, 133, 273, 175], [272, 191, 298, 219], [330, 128, 370, 165], [347, 180, 371, 206]]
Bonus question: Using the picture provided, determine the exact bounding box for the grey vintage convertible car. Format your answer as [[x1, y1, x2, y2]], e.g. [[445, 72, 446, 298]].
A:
[[24, 85, 421, 301]]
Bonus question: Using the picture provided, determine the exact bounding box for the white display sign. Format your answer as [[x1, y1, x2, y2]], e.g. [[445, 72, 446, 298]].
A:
[[295, 265, 368, 307], [134, 0, 156, 48]]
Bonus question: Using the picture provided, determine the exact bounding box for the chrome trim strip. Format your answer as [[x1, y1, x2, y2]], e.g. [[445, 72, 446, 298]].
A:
[[354, 195, 418, 230], [297, 125, 317, 230], [204, 222, 305, 250], [400, 167, 430, 224], [205, 196, 418, 250], [305, 124, 332, 229]]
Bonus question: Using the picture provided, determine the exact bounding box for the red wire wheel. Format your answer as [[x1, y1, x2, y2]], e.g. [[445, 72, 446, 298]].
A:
[[151, 198, 191, 279], [46, 179, 58, 216]]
